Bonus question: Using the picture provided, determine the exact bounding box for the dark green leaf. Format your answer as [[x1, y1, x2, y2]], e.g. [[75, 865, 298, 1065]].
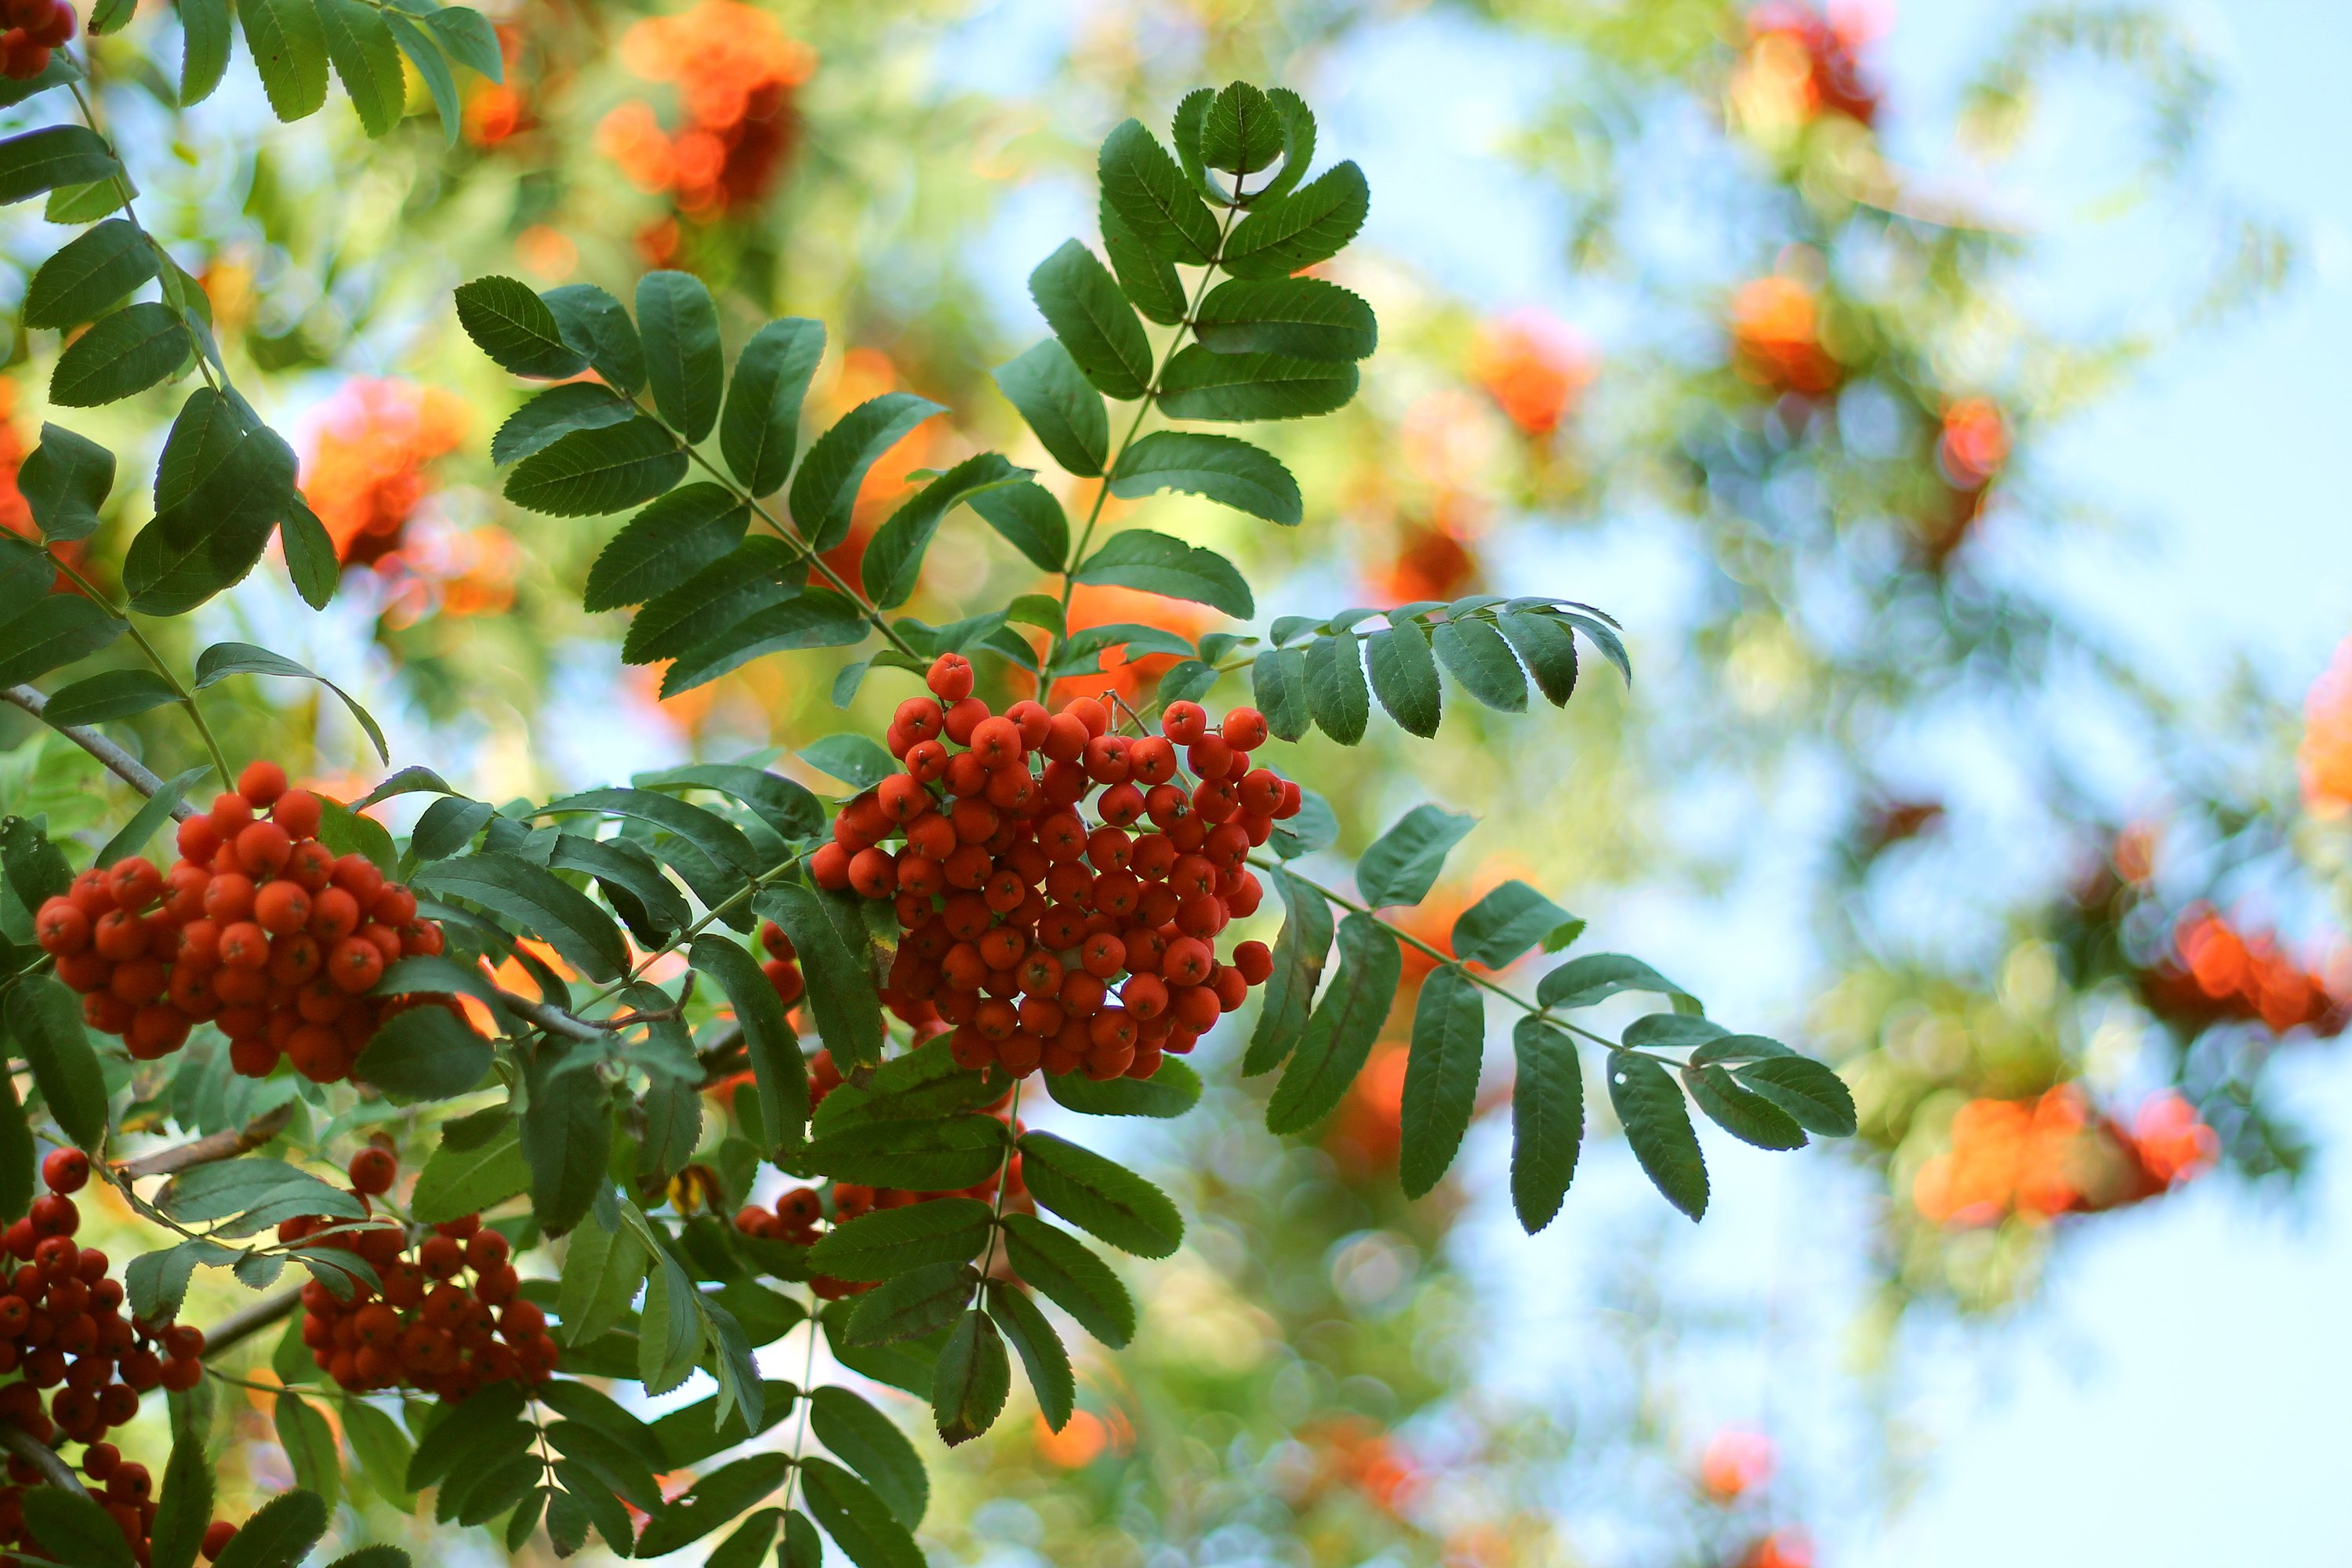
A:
[[1098, 118, 1221, 264], [1265, 913, 1402, 1135], [416, 850, 634, 979], [20, 1488, 136, 1568], [1073, 528, 1252, 617], [1432, 614, 1527, 711], [1220, 161, 1370, 280], [633, 1454, 792, 1558], [354, 999, 489, 1102], [707, 1511, 782, 1568], [660, 591, 869, 697], [544, 282, 648, 395], [1099, 207, 1188, 326], [0, 594, 125, 686], [24, 220, 155, 329], [931, 1308, 1010, 1446], [986, 1280, 1075, 1430], [800, 1457, 925, 1568], [0, 125, 120, 205], [1733, 1056, 1858, 1137], [1304, 625, 1369, 743], [17, 423, 115, 543], [454, 274, 587, 379], [1109, 430, 1300, 524], [0, 1073, 30, 1225], [966, 480, 1069, 572], [993, 339, 1109, 477], [408, 1116, 528, 1222], [1686, 1033, 1795, 1067], [789, 393, 948, 553], [1202, 80, 1282, 175], [757, 884, 885, 1066], [1535, 953, 1696, 1012], [492, 382, 633, 466], [1194, 278, 1377, 361], [1028, 239, 1152, 401], [1511, 1016, 1583, 1232], [0, 813, 71, 913], [782, 1508, 823, 1568], [804, 1116, 1006, 1190], [50, 302, 188, 407], [522, 1038, 612, 1233], [1610, 1051, 1707, 1220], [385, 10, 460, 147], [550, 1461, 636, 1557], [279, 495, 338, 610], [1156, 347, 1356, 422], [1399, 967, 1483, 1199], [274, 1392, 339, 1514], [339, 1395, 416, 1512], [721, 316, 826, 495], [1168, 85, 1219, 199], [124, 407, 298, 616], [586, 485, 752, 613], [808, 1198, 993, 1282], [622, 536, 804, 665], [637, 269, 724, 441], [1251, 644, 1309, 741], [1685, 1063, 1807, 1150], [1244, 865, 1333, 1076], [808, 1388, 927, 1525], [193, 641, 388, 763], [210, 1488, 328, 1568], [843, 1261, 975, 1345], [998, 1214, 1133, 1347], [1356, 804, 1476, 909], [1451, 880, 1575, 970], [420, 4, 500, 78], [1365, 619, 1442, 736], [1251, 85, 1317, 203], [1496, 609, 1578, 706], [179, 0, 233, 103], [691, 933, 807, 1155], [238, 0, 328, 119], [797, 733, 896, 791], [544, 1420, 663, 1512], [315, 0, 404, 136], [151, 1432, 213, 1568], [649, 1378, 797, 1467], [1015, 1131, 1182, 1258], [862, 452, 1029, 608], [5, 978, 107, 1145], [506, 417, 688, 517], [1042, 1055, 1201, 1119]]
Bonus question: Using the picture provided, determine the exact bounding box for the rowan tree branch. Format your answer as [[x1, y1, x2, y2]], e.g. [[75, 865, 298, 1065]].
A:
[[198, 1287, 305, 1359], [0, 1424, 91, 1497], [2, 684, 198, 820], [113, 1104, 295, 1181]]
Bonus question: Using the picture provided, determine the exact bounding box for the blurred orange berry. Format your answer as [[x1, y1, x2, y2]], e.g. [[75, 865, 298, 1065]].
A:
[[2298, 635, 2352, 817], [1730, 275, 1841, 396], [1937, 397, 2008, 488], [1468, 311, 1595, 438], [303, 379, 470, 569], [1699, 1426, 1777, 1501]]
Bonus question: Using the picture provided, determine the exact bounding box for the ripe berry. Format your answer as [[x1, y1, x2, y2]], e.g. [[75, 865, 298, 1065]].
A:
[[927, 652, 975, 701], [348, 1147, 397, 1196], [1162, 701, 1209, 745], [40, 1149, 87, 1195], [273, 788, 323, 840]]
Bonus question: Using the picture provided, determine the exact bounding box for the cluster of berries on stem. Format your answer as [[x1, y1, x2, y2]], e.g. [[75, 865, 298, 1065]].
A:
[[34, 761, 451, 1083], [811, 657, 1293, 1080], [284, 1149, 556, 1397], [0, 1150, 242, 1566]]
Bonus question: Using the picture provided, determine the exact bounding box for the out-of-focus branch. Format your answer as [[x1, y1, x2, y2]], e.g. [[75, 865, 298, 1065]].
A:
[[0, 1423, 90, 1496], [2, 684, 198, 820], [198, 1288, 304, 1359], [114, 1105, 295, 1181]]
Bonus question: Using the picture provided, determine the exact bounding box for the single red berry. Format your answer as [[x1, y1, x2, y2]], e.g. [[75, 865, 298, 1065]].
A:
[[927, 652, 975, 701], [238, 759, 289, 808], [347, 1147, 397, 1196], [39, 1149, 87, 1196]]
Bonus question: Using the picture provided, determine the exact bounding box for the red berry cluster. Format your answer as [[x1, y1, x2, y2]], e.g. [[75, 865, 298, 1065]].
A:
[[0, 1152, 242, 1566], [285, 1150, 556, 1398], [810, 657, 1292, 1081], [33, 761, 451, 1084], [735, 1065, 1030, 1298], [1, 0, 73, 80]]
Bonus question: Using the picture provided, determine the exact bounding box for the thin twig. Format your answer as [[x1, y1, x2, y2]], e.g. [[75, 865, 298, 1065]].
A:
[[492, 987, 611, 1044], [0, 1424, 90, 1497], [114, 1104, 294, 1181], [197, 1288, 304, 1359], [2, 684, 196, 818]]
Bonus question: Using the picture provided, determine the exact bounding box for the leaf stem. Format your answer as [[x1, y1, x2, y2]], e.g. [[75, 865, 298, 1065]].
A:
[[1050, 188, 1249, 674], [40, 548, 236, 792], [1245, 855, 1626, 1054], [775, 1290, 823, 1516]]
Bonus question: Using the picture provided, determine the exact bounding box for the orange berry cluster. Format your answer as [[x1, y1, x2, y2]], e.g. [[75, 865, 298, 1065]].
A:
[[0, 1152, 239, 1566], [34, 761, 449, 1084], [735, 1058, 1030, 1298], [285, 1149, 555, 1399], [811, 656, 1291, 1081], [1, 0, 74, 79]]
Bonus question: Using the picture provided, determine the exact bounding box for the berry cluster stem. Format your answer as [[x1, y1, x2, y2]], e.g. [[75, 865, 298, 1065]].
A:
[[1051, 187, 1250, 674]]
